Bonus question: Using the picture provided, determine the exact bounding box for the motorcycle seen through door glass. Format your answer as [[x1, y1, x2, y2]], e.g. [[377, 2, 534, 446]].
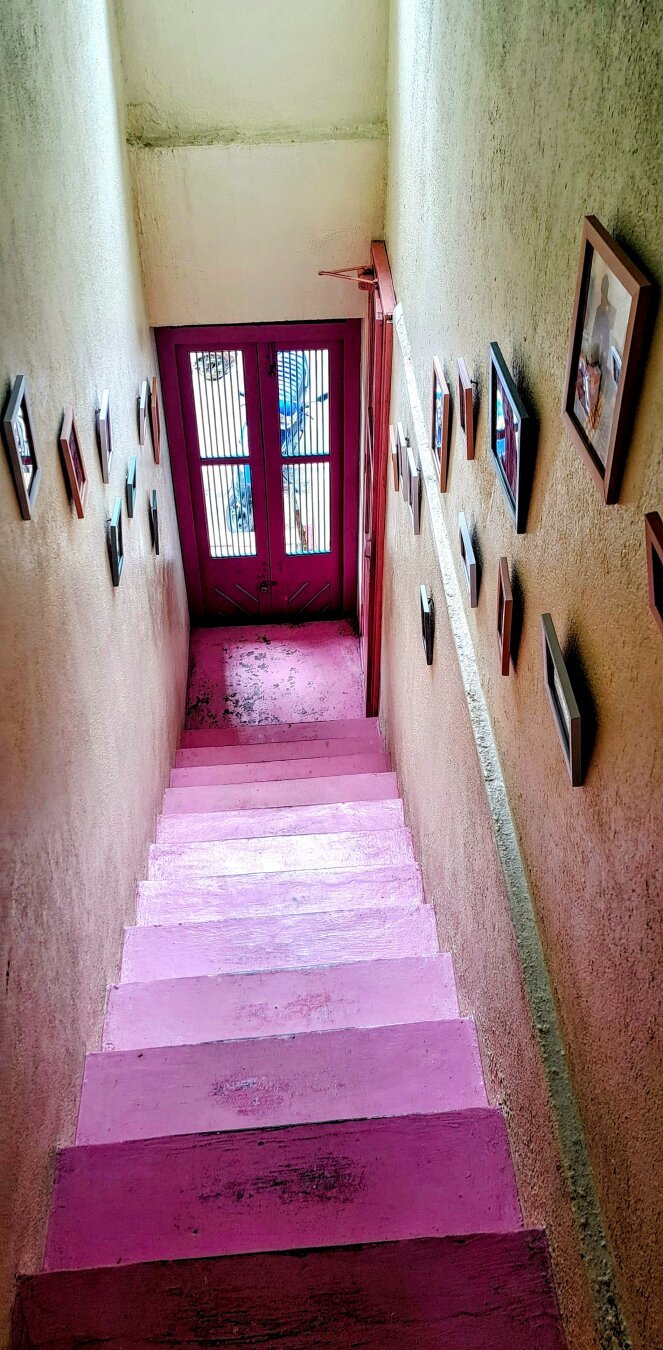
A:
[[278, 349, 331, 555], [190, 350, 256, 557]]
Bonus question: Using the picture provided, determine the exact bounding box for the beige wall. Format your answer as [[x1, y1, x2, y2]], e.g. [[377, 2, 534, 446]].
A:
[[382, 3, 663, 1349], [114, 0, 389, 324], [0, 1, 189, 1341]]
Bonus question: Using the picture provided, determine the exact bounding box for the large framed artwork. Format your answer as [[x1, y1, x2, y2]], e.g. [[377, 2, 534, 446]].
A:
[[488, 343, 532, 533], [561, 216, 653, 503], [2, 376, 41, 519]]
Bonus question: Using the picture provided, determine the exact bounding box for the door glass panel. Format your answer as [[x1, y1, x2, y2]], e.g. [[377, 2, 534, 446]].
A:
[[201, 463, 256, 557], [278, 350, 329, 458], [190, 351, 248, 459], [282, 461, 331, 555]]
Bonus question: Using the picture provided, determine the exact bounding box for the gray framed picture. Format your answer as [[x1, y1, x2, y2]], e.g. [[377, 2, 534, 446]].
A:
[[126, 456, 137, 517], [3, 376, 41, 519], [149, 488, 159, 555], [108, 496, 124, 586], [459, 511, 478, 607], [488, 344, 532, 533], [541, 614, 582, 785]]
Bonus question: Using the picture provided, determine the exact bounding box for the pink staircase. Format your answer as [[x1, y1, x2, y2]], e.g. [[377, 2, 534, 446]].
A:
[[16, 715, 565, 1347]]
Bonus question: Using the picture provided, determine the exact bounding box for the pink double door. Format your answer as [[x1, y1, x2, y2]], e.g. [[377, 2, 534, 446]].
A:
[[157, 322, 360, 622]]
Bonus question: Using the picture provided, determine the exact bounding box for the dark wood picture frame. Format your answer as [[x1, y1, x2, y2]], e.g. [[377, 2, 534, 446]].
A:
[[420, 585, 435, 665], [108, 496, 124, 586], [456, 357, 475, 461], [497, 556, 513, 675], [96, 389, 112, 484], [644, 511, 663, 637], [541, 613, 582, 786], [138, 379, 149, 447], [561, 216, 654, 504], [488, 343, 532, 533], [126, 456, 137, 517], [407, 443, 421, 535], [389, 423, 399, 491], [431, 357, 451, 490], [2, 376, 41, 520], [459, 511, 478, 607], [150, 376, 161, 464], [59, 406, 88, 519], [397, 422, 409, 499], [149, 487, 160, 555]]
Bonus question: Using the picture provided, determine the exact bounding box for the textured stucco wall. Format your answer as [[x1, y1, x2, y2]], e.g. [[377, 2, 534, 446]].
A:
[[382, 2, 663, 1348], [0, 2, 189, 1342], [113, 0, 389, 324]]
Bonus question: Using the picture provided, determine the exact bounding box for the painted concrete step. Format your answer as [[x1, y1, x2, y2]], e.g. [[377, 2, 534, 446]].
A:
[[155, 797, 404, 846], [18, 1231, 566, 1349], [170, 751, 391, 788], [148, 828, 415, 884], [121, 904, 439, 983], [137, 863, 423, 925], [176, 736, 383, 769], [163, 770, 399, 815], [78, 1019, 487, 1144], [104, 954, 458, 1051], [179, 716, 381, 749], [45, 1111, 522, 1271]]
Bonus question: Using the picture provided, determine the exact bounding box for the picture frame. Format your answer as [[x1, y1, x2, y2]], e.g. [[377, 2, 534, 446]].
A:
[[420, 585, 435, 665], [561, 216, 654, 504], [497, 556, 513, 675], [96, 389, 113, 483], [2, 376, 41, 520], [541, 614, 582, 786], [456, 357, 475, 460], [59, 407, 88, 518], [431, 357, 451, 490], [126, 456, 137, 517], [644, 512, 663, 637], [108, 496, 124, 586], [149, 487, 160, 554], [488, 343, 532, 533], [459, 511, 478, 607], [407, 443, 421, 535], [389, 423, 399, 491], [138, 379, 149, 447], [397, 423, 409, 499], [149, 376, 161, 464]]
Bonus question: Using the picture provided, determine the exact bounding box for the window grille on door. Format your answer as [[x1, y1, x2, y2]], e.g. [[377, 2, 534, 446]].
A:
[[277, 349, 331, 556], [190, 350, 256, 558]]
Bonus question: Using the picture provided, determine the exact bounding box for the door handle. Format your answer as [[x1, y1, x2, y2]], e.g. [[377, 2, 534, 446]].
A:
[[259, 580, 277, 593]]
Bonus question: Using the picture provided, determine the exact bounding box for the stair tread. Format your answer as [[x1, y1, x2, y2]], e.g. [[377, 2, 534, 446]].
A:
[[179, 717, 381, 749], [148, 827, 415, 883], [45, 1110, 522, 1271], [164, 770, 399, 814], [176, 735, 383, 768], [156, 797, 404, 845], [170, 751, 391, 787]]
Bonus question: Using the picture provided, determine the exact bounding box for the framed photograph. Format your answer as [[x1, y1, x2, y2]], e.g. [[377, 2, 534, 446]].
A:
[[458, 511, 478, 607], [138, 380, 149, 446], [420, 585, 435, 665], [126, 456, 137, 517], [431, 358, 451, 491], [96, 389, 113, 483], [497, 557, 513, 675], [2, 376, 41, 519], [541, 614, 582, 786], [108, 496, 124, 586], [397, 423, 409, 499], [149, 488, 160, 554], [644, 512, 663, 637], [149, 376, 161, 464], [562, 216, 654, 503], [389, 423, 399, 491], [59, 407, 88, 518], [407, 444, 421, 535], [456, 357, 475, 460], [488, 343, 532, 533]]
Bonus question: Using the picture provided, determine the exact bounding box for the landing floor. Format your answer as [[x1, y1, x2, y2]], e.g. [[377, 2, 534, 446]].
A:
[[185, 621, 364, 729]]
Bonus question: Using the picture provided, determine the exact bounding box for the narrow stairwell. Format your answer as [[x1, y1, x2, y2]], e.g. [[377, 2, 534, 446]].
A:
[[16, 714, 565, 1347]]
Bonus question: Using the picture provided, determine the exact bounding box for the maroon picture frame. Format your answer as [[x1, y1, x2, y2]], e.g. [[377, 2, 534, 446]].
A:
[[645, 511, 663, 637], [150, 376, 161, 464], [497, 556, 513, 675], [561, 216, 654, 504], [431, 357, 451, 490], [59, 406, 88, 518], [456, 357, 475, 461]]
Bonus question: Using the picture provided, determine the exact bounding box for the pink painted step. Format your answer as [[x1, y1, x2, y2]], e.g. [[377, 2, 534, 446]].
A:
[[170, 751, 390, 788], [77, 1020, 487, 1144], [137, 863, 423, 925], [176, 736, 383, 769], [163, 770, 399, 814], [155, 797, 404, 846], [179, 716, 381, 749], [20, 1231, 566, 1348], [121, 904, 439, 983], [104, 954, 458, 1051], [45, 1111, 522, 1271], [148, 828, 415, 884]]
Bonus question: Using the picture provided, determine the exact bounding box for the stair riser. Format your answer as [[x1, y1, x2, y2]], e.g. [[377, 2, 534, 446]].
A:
[[179, 717, 381, 749], [155, 798, 404, 846], [163, 771, 399, 814], [170, 752, 390, 787], [148, 828, 415, 883], [175, 737, 383, 768]]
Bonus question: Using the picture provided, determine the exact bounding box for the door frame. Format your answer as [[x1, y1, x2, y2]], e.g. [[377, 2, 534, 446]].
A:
[[156, 320, 361, 623]]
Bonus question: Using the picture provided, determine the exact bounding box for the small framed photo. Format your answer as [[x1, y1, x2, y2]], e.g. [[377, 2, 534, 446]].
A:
[[644, 512, 663, 637], [108, 496, 124, 586], [459, 511, 478, 607], [397, 423, 409, 498], [456, 358, 475, 460], [488, 343, 532, 533], [59, 407, 88, 518], [407, 444, 421, 535], [431, 358, 451, 491], [2, 376, 41, 519], [149, 376, 161, 464], [138, 380, 149, 446], [389, 424, 399, 491], [562, 216, 654, 504], [149, 488, 160, 554], [126, 456, 137, 517], [497, 557, 513, 675], [541, 614, 582, 786], [420, 585, 435, 665], [96, 389, 113, 483]]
